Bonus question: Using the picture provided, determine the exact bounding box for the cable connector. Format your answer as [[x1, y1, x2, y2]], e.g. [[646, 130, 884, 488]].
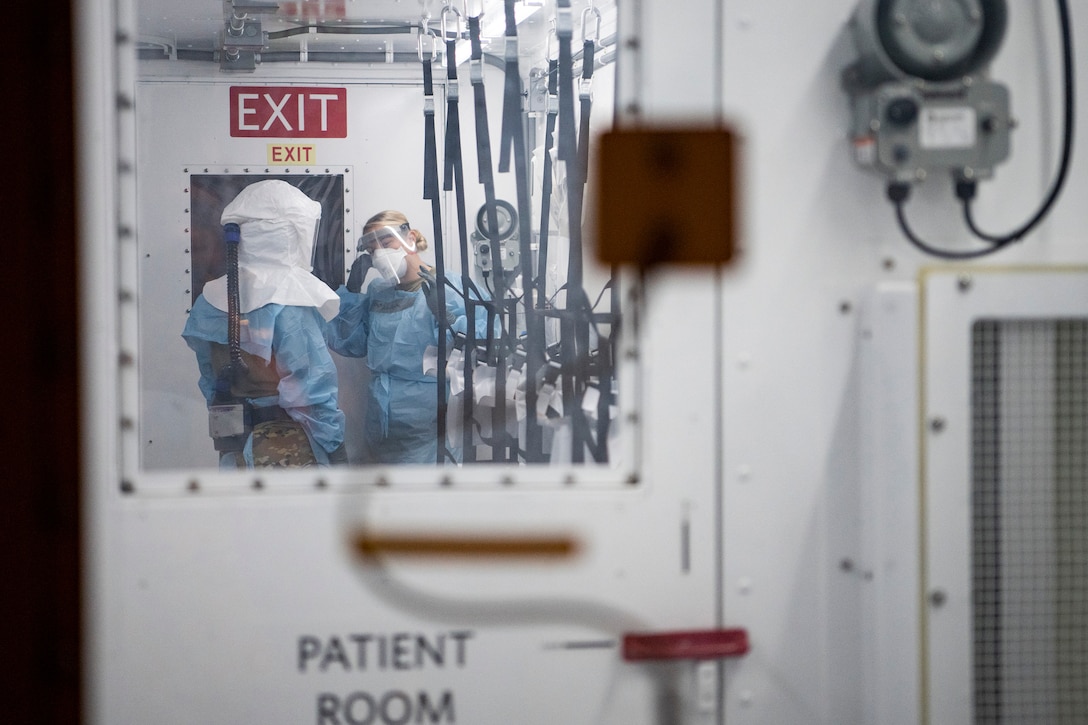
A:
[[955, 178, 978, 201], [886, 182, 911, 204]]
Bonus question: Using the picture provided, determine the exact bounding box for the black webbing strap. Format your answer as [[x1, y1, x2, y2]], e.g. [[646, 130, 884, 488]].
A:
[[577, 39, 595, 183], [496, 0, 519, 174], [595, 265, 619, 463], [576, 34, 613, 462], [442, 32, 478, 462], [495, 0, 545, 462], [554, 0, 593, 463], [537, 58, 558, 306], [422, 51, 453, 464], [468, 14, 510, 461]]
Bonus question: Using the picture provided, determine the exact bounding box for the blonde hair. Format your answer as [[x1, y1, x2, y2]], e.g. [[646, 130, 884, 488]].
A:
[[363, 210, 429, 252]]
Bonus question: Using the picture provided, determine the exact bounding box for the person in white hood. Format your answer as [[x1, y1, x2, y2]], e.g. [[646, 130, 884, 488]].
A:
[[183, 179, 347, 468]]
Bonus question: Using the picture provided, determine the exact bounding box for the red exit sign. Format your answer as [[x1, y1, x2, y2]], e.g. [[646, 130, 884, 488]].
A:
[[230, 87, 347, 138]]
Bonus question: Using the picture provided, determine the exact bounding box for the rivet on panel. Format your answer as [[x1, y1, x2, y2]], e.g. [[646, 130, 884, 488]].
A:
[[315, 478, 328, 490], [188, 479, 200, 493], [376, 476, 390, 488], [957, 274, 973, 292], [252, 479, 264, 491], [120, 480, 135, 494], [626, 474, 640, 486], [930, 416, 946, 433]]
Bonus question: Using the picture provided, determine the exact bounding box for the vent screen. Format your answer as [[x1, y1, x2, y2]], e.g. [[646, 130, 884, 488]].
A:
[[972, 319, 1088, 723]]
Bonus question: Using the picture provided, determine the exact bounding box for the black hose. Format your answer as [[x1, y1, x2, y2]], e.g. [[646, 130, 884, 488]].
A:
[[892, 0, 1075, 258], [961, 0, 1075, 247]]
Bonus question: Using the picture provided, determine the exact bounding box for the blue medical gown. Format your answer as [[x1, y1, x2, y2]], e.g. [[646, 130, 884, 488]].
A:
[[182, 296, 346, 465], [326, 277, 488, 464]]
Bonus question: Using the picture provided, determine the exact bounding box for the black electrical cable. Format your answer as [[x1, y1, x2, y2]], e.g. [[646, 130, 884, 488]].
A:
[[962, 0, 1075, 247], [890, 0, 1074, 258], [889, 182, 1006, 260]]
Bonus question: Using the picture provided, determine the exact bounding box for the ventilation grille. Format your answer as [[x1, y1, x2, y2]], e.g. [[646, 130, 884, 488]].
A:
[[972, 319, 1088, 723]]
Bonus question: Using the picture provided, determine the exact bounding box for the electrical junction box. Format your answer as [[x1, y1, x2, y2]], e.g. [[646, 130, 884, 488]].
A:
[[847, 77, 1011, 183], [841, 0, 1013, 184]]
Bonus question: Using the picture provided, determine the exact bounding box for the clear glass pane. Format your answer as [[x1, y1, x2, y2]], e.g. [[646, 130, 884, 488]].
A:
[[132, 0, 625, 475]]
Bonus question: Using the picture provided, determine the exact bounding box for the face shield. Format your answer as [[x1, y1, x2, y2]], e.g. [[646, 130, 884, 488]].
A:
[[357, 223, 415, 253]]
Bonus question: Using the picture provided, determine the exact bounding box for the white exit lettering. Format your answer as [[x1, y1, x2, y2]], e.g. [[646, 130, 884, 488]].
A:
[[231, 87, 347, 138]]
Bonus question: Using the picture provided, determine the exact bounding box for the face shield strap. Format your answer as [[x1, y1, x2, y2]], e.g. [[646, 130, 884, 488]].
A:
[[358, 223, 415, 253]]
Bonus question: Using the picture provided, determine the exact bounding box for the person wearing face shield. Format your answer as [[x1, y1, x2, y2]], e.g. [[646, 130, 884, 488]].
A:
[[327, 210, 487, 464], [182, 180, 348, 468]]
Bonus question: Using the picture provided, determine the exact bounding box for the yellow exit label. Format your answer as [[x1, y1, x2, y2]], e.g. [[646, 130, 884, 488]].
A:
[[267, 144, 316, 165]]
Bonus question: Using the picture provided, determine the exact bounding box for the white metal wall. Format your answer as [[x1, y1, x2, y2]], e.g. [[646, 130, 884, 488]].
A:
[[710, 1, 1088, 724]]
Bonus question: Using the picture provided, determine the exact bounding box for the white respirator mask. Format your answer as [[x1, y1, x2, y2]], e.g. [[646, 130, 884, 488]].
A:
[[372, 246, 409, 283], [359, 224, 415, 284]]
